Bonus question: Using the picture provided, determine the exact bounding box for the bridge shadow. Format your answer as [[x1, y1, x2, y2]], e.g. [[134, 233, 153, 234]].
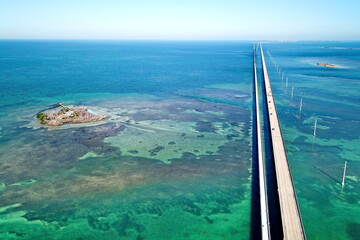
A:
[[250, 46, 261, 240], [311, 164, 341, 185]]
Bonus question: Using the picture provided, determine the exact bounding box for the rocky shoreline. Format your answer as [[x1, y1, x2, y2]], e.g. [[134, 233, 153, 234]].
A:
[[37, 103, 106, 126], [316, 63, 339, 68]]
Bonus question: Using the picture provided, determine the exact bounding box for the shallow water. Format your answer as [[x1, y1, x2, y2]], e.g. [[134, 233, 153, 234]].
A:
[[0, 41, 359, 239], [0, 41, 253, 240], [263, 42, 360, 240]]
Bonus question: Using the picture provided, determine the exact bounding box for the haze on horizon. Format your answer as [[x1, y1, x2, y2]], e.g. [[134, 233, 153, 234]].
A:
[[1, 0, 359, 41]]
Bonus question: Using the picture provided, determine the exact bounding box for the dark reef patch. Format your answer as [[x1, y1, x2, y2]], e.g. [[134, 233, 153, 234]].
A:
[[88, 215, 111, 231], [195, 121, 217, 133], [73, 123, 125, 147], [347, 222, 360, 240], [128, 150, 139, 154], [148, 146, 165, 156]]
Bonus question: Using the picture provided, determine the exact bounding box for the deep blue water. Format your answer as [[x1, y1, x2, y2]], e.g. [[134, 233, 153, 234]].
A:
[[0, 41, 254, 240], [0, 41, 359, 240], [0, 41, 251, 111]]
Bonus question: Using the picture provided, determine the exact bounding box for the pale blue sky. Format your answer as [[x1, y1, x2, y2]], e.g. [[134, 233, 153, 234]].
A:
[[0, 0, 359, 40]]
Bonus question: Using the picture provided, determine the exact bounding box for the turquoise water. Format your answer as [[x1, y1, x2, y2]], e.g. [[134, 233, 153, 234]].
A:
[[263, 42, 360, 240], [0, 41, 254, 240], [0, 41, 359, 239]]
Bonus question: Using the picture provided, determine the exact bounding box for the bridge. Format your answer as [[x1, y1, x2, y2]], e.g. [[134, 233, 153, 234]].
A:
[[253, 43, 306, 240]]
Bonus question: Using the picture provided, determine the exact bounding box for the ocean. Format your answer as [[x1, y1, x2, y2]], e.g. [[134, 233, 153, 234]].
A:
[[0, 41, 358, 239]]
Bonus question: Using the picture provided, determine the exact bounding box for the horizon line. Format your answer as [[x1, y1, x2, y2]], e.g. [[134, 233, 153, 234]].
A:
[[0, 38, 357, 42]]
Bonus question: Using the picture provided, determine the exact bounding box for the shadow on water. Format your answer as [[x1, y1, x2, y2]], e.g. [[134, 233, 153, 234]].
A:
[[250, 50, 261, 240], [258, 51, 284, 240], [34, 103, 62, 116], [311, 164, 342, 185]]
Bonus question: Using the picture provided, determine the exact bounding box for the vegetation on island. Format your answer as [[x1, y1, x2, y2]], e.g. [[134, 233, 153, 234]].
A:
[[36, 103, 106, 126], [36, 113, 48, 124]]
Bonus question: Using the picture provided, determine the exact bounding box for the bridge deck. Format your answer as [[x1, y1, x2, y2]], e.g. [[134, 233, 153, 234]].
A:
[[253, 45, 271, 240], [260, 44, 306, 240]]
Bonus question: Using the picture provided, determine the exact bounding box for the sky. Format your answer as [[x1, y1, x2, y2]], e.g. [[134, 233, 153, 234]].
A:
[[0, 0, 359, 40]]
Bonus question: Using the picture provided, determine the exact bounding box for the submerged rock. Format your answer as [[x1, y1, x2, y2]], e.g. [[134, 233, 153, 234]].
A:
[[73, 122, 125, 147]]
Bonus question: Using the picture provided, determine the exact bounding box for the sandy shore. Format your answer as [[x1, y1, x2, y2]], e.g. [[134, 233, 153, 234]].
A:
[[37, 104, 106, 126]]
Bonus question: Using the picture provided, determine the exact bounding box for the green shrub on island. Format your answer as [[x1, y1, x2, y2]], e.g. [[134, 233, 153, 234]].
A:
[[69, 112, 79, 118], [36, 113, 48, 124], [35, 105, 105, 126], [60, 107, 70, 113]]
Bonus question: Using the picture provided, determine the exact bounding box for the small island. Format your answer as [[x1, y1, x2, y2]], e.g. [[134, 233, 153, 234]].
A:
[[316, 63, 339, 68], [324, 47, 354, 50], [37, 103, 106, 126]]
